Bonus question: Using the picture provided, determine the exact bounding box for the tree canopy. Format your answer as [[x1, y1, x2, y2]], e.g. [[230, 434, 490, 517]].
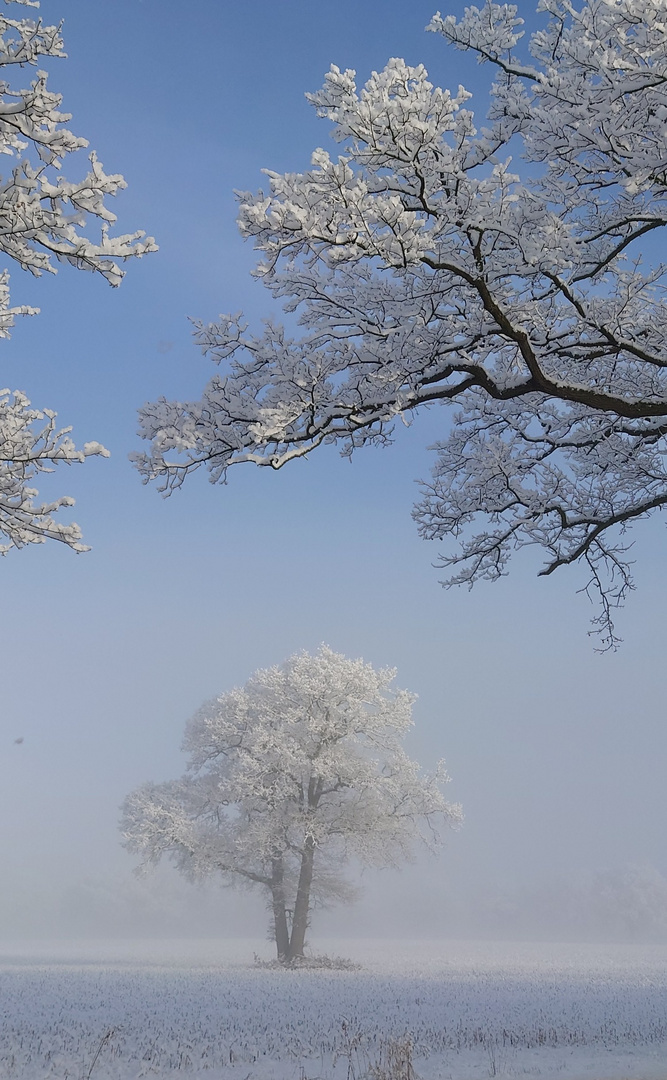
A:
[[121, 646, 461, 963], [0, 0, 155, 553], [136, 0, 667, 647]]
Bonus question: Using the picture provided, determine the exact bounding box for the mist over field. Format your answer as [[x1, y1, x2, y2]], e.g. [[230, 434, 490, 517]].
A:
[[5, 858, 667, 947]]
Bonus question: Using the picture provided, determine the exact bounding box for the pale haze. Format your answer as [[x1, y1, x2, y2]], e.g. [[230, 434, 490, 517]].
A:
[[1, 0, 666, 946]]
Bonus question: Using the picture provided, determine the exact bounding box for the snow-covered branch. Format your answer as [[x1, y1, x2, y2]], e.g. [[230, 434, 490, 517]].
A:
[[136, 0, 667, 643], [0, 0, 156, 551], [0, 386, 108, 552]]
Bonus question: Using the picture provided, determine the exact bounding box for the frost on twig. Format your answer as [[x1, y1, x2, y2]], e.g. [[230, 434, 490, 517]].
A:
[[0, 0, 156, 551], [0, 387, 109, 552], [137, 0, 667, 645]]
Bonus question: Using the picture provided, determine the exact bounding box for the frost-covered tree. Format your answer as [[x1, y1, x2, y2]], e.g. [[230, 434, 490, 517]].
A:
[[121, 646, 461, 963], [0, 0, 155, 552], [136, 0, 667, 646], [588, 864, 667, 941]]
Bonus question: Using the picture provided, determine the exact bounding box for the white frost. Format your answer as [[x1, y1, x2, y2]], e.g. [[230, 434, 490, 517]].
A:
[[136, 0, 667, 647]]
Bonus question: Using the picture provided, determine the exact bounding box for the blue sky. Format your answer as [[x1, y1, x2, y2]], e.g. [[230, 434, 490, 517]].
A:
[[1, 0, 666, 941]]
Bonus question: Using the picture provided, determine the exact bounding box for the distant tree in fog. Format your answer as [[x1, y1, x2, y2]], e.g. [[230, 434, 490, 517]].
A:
[[459, 864, 667, 942], [589, 864, 667, 941], [121, 645, 461, 964]]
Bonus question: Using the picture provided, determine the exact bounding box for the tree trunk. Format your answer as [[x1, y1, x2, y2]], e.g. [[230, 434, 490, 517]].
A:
[[270, 856, 290, 961], [288, 834, 315, 961]]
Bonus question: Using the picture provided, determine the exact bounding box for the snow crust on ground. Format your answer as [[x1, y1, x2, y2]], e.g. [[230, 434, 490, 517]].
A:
[[1, 938, 667, 1079]]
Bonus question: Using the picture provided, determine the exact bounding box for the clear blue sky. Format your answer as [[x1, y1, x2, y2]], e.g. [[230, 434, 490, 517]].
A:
[[1, 0, 666, 940]]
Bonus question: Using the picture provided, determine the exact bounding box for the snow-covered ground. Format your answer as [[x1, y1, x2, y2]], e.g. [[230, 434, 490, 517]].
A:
[[1, 938, 667, 1079]]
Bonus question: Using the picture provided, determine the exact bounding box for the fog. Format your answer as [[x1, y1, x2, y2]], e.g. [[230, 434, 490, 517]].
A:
[[1, 0, 667, 952], [4, 489, 667, 946]]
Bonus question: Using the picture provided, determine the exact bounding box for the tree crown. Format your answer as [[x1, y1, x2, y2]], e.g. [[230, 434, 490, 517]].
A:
[[135, 0, 667, 647], [122, 647, 461, 938]]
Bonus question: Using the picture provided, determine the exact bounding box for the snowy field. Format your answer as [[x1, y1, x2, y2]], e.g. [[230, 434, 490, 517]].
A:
[[1, 938, 667, 1080]]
